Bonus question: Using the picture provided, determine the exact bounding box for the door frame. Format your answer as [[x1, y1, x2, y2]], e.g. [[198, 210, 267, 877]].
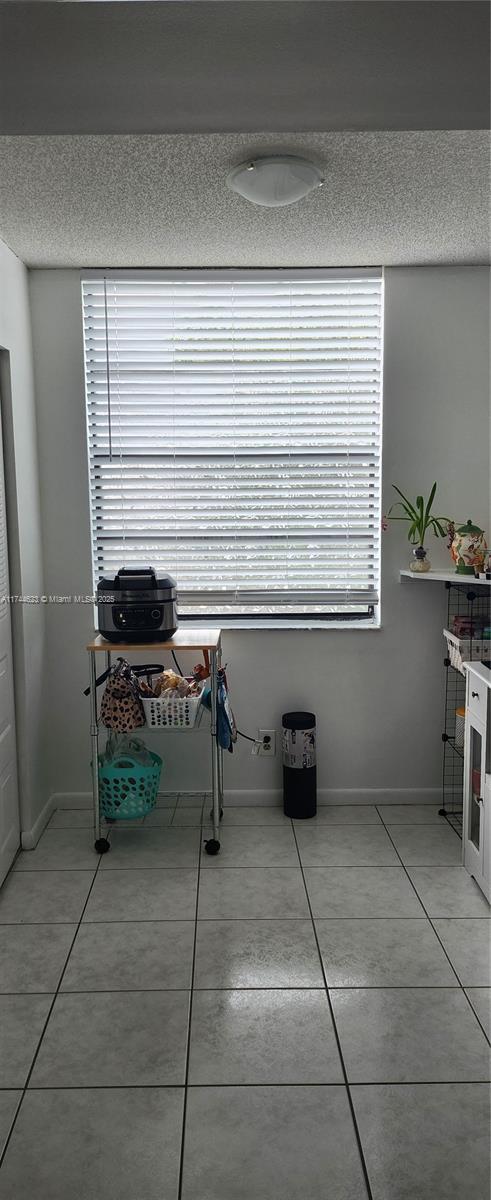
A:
[[0, 348, 23, 863]]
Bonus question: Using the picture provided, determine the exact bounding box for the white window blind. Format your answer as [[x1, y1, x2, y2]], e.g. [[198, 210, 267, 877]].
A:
[[82, 270, 383, 620]]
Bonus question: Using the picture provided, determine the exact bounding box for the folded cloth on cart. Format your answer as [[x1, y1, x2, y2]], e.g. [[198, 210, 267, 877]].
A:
[[201, 668, 237, 752]]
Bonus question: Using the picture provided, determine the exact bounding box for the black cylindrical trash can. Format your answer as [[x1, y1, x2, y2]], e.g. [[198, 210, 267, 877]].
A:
[[282, 711, 316, 819]]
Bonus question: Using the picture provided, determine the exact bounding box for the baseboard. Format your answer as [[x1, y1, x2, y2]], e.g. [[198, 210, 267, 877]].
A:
[[50, 791, 196, 810], [44, 785, 445, 824], [21, 794, 56, 849], [49, 792, 93, 810], [322, 787, 443, 806], [223, 787, 443, 807], [223, 789, 282, 806]]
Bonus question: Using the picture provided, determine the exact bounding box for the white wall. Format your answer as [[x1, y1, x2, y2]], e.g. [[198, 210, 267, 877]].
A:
[[28, 265, 490, 804], [0, 238, 47, 838]]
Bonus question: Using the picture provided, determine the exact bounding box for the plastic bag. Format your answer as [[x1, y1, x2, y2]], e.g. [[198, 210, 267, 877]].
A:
[[102, 733, 154, 767]]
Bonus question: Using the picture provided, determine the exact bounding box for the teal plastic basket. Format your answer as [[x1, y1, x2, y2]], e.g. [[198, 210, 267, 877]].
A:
[[98, 750, 162, 820]]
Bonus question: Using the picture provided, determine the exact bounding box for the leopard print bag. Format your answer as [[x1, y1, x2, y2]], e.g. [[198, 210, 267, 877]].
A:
[[100, 658, 145, 732]]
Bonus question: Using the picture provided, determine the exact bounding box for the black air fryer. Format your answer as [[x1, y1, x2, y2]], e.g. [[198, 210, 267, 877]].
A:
[[96, 567, 178, 643]]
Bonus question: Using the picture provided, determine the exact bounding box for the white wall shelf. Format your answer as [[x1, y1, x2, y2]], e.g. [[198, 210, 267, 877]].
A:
[[400, 570, 490, 586]]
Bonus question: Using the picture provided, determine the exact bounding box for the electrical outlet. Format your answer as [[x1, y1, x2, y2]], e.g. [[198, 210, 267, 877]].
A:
[[258, 729, 276, 756]]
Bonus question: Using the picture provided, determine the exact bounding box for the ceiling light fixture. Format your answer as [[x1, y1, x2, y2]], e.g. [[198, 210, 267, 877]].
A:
[[227, 155, 324, 208]]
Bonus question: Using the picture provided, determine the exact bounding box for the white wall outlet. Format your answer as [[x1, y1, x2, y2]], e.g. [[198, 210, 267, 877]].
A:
[[258, 729, 276, 756]]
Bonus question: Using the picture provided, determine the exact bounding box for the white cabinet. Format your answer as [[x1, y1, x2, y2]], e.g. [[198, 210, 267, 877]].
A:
[[463, 664, 490, 901]]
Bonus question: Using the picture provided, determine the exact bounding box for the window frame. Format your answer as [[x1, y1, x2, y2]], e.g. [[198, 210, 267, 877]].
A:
[[81, 267, 384, 629]]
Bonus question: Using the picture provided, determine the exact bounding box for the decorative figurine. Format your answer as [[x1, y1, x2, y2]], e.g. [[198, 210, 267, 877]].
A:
[[450, 519, 487, 575]]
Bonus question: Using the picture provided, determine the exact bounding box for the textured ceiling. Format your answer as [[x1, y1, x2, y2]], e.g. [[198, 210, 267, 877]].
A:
[[0, 1, 489, 134], [0, 131, 488, 267]]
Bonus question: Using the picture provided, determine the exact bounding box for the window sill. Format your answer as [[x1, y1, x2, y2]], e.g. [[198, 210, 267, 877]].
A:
[[182, 619, 381, 632]]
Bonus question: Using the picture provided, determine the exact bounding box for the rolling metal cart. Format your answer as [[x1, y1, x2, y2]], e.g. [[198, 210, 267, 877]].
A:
[[86, 628, 224, 855]]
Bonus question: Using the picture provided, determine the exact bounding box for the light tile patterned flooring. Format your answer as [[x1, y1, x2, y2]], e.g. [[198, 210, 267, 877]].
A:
[[0, 797, 489, 1200]]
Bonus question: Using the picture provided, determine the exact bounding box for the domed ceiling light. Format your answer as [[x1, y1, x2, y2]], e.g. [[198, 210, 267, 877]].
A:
[[227, 155, 324, 208]]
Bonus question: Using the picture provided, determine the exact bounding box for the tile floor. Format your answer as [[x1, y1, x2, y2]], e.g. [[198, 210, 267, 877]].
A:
[[0, 797, 489, 1200]]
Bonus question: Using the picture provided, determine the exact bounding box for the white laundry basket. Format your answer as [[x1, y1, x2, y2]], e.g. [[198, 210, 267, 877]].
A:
[[141, 683, 204, 729]]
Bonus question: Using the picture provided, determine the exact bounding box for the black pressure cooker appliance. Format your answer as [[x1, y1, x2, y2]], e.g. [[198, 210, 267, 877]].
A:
[[96, 567, 178, 643]]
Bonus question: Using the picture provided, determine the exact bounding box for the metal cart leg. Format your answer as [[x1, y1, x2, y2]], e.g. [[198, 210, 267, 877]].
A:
[[204, 646, 221, 855], [89, 649, 110, 855], [217, 742, 224, 812], [210, 730, 224, 825], [217, 641, 224, 815]]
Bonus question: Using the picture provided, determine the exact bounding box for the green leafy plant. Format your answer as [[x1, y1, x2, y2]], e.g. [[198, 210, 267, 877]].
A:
[[386, 482, 450, 546]]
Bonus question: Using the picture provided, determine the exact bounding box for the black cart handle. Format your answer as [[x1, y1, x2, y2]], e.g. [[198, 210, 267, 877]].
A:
[[83, 661, 164, 696]]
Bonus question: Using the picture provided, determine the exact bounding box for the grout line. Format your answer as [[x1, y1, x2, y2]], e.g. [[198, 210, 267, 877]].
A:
[[5, 1078, 488, 1090], [200, 864, 465, 873], [0, 847, 107, 1172], [0, 986, 326, 996], [373, 820, 491, 1045], [377, 805, 464, 844], [0, 1090, 23, 1158], [0, 984, 482, 996], [0, 913, 473, 925], [11, 862, 474, 872], [176, 824, 204, 1200], [290, 820, 374, 1200], [5, 912, 487, 927], [462, 989, 491, 1046], [199, 912, 488, 920], [349, 1078, 491, 1087], [441, 812, 464, 840], [0, 921, 95, 927], [13, 865, 202, 874], [2, 915, 484, 926], [13, 861, 479, 872], [12, 868, 110, 873]]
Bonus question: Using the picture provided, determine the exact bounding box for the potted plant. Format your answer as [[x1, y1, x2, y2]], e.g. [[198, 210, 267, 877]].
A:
[[385, 482, 450, 572]]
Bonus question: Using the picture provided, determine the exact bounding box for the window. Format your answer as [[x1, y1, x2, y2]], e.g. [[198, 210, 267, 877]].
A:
[[82, 270, 383, 623]]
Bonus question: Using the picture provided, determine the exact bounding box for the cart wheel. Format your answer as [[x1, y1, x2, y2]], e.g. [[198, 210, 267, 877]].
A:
[[209, 808, 224, 823], [204, 838, 220, 856], [95, 838, 110, 854], [438, 808, 446, 816]]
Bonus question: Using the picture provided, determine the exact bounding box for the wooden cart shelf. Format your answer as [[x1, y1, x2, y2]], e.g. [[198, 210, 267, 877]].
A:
[[87, 629, 222, 653]]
